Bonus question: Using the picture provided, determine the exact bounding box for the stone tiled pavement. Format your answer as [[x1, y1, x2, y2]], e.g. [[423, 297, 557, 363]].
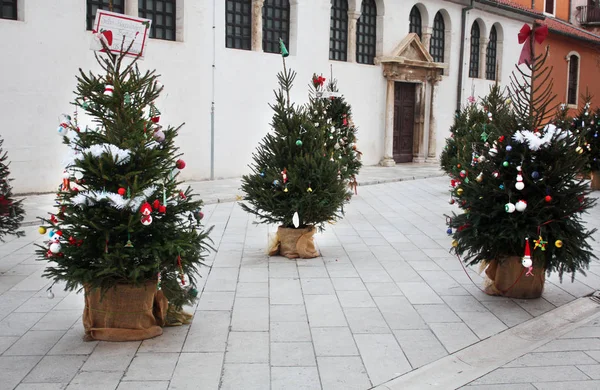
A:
[[2, 174, 600, 389]]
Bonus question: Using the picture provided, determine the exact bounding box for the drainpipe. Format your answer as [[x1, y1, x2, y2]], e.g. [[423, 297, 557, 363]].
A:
[[456, 0, 475, 113], [210, 0, 216, 180]]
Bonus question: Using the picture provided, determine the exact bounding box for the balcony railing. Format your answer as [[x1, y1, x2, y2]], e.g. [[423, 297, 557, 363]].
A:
[[577, 5, 600, 25]]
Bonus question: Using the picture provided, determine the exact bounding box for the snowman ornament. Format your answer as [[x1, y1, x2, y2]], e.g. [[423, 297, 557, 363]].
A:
[[522, 238, 534, 276], [515, 165, 525, 191], [140, 202, 153, 225]]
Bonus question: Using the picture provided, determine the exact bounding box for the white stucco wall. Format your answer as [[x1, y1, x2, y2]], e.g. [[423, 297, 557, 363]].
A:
[[0, 0, 533, 193]]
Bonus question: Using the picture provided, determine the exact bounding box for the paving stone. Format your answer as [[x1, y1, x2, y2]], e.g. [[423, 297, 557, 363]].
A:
[[380, 262, 422, 283], [417, 270, 470, 296], [48, 324, 97, 355], [236, 282, 268, 298], [0, 312, 45, 336], [301, 278, 335, 295], [238, 267, 268, 282], [14, 296, 61, 313], [183, 310, 230, 352], [470, 366, 589, 385], [331, 277, 367, 291], [122, 353, 179, 381], [30, 310, 80, 331], [0, 356, 43, 390], [225, 331, 269, 363], [531, 380, 600, 389], [365, 282, 403, 297], [354, 333, 412, 384], [304, 294, 347, 327], [455, 310, 508, 339], [337, 290, 376, 308], [541, 282, 577, 306], [536, 338, 600, 352], [0, 335, 18, 354], [393, 329, 448, 368], [298, 266, 329, 278], [271, 342, 316, 366], [271, 366, 320, 390], [66, 370, 122, 390], [15, 384, 69, 390], [271, 321, 312, 342], [414, 304, 461, 323], [577, 364, 600, 379], [270, 278, 303, 304], [3, 330, 65, 356], [138, 324, 188, 353], [231, 297, 269, 331], [23, 355, 86, 383], [220, 363, 270, 390], [203, 267, 239, 292], [397, 282, 443, 304], [117, 382, 168, 390], [513, 297, 555, 317], [463, 384, 537, 389], [429, 322, 479, 353], [408, 260, 443, 271], [270, 304, 307, 322], [344, 307, 391, 334], [442, 295, 489, 312], [482, 299, 533, 327], [312, 327, 359, 356], [270, 262, 299, 278], [82, 341, 140, 371], [374, 296, 427, 330], [326, 263, 359, 278], [317, 356, 372, 390], [52, 291, 85, 311], [355, 268, 394, 283], [505, 351, 597, 367], [560, 325, 600, 339], [169, 352, 223, 389]]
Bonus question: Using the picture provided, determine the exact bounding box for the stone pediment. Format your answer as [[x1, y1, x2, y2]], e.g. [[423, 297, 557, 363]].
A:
[[375, 33, 445, 69]]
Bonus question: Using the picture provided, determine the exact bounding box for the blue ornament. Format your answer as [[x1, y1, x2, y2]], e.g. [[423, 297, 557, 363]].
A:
[[446, 228, 452, 235], [260, 171, 265, 177], [57, 125, 69, 136], [506, 145, 512, 152], [273, 179, 280, 186], [595, 132, 598, 138], [499, 184, 505, 190], [49, 230, 55, 238], [531, 171, 540, 180]]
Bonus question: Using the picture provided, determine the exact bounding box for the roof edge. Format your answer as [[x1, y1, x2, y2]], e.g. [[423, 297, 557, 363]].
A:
[[475, 0, 546, 20]]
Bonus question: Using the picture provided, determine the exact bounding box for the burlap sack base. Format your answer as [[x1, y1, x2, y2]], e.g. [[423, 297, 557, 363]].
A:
[[268, 226, 319, 259], [591, 171, 600, 191], [83, 281, 168, 342], [482, 256, 545, 299]]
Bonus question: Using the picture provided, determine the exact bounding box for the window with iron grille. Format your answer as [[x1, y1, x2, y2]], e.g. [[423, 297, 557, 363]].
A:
[[0, 0, 17, 20], [329, 0, 348, 61], [429, 12, 445, 63], [86, 0, 125, 31], [226, 0, 252, 50], [485, 26, 497, 80], [356, 0, 377, 65], [139, 0, 176, 41], [409, 6, 422, 40], [567, 55, 579, 105], [263, 0, 290, 54], [545, 0, 555, 14], [469, 22, 480, 78]]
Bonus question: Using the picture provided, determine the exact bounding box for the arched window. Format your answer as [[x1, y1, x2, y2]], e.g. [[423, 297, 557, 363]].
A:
[[430, 12, 445, 63], [409, 6, 422, 40], [330, 0, 349, 61], [226, 0, 252, 50], [567, 54, 580, 105], [356, 0, 377, 65], [486, 26, 497, 80], [469, 22, 480, 78], [263, 0, 290, 54]]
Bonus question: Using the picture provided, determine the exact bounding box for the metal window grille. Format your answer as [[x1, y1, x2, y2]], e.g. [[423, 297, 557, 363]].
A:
[[567, 55, 579, 105], [429, 12, 445, 63], [139, 0, 176, 41], [356, 0, 376, 65], [262, 0, 290, 54], [0, 0, 17, 20], [329, 0, 348, 61], [545, 0, 555, 14], [226, 0, 252, 50], [469, 22, 480, 78], [485, 26, 497, 80], [409, 6, 422, 40], [86, 0, 124, 31]]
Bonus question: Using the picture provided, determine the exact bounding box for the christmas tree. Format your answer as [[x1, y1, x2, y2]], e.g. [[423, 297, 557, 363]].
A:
[[306, 73, 362, 194], [36, 40, 213, 325], [240, 41, 350, 258], [0, 138, 25, 241], [445, 37, 596, 297]]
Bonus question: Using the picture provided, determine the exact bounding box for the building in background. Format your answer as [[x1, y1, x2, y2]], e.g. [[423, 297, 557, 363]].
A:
[[1, 1, 596, 193]]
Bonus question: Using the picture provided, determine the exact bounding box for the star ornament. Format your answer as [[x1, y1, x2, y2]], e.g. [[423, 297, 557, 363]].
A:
[[533, 235, 547, 251]]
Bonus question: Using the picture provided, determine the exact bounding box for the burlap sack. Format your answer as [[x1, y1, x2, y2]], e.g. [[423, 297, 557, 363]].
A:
[[483, 256, 545, 299], [268, 226, 319, 259], [591, 171, 600, 191], [83, 281, 168, 341]]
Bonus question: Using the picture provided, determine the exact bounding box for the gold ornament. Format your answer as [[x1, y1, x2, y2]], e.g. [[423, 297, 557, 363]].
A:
[[457, 188, 464, 196], [452, 240, 458, 247], [555, 240, 563, 248], [38, 227, 46, 234]]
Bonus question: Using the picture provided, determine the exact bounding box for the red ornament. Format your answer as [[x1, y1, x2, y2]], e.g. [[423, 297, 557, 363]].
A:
[[312, 75, 326, 87], [153, 199, 161, 210], [151, 116, 160, 123], [545, 195, 552, 203], [140, 202, 152, 215], [198, 211, 204, 220], [118, 187, 126, 196], [499, 136, 505, 142], [176, 159, 186, 170], [179, 191, 187, 200], [158, 205, 167, 214]]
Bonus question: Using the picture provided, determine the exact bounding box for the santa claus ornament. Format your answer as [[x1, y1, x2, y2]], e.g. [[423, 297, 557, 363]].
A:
[[522, 238, 534, 277], [140, 202, 153, 225]]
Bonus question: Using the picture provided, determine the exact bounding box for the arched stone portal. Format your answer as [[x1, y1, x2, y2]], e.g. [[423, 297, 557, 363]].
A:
[[376, 33, 445, 165]]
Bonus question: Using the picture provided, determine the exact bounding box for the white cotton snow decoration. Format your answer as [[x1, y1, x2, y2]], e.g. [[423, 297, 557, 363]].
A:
[[71, 185, 158, 212], [292, 212, 300, 228], [72, 144, 131, 165], [512, 124, 571, 151]]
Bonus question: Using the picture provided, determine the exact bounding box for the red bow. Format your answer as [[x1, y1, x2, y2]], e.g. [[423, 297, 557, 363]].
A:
[[518, 24, 549, 65]]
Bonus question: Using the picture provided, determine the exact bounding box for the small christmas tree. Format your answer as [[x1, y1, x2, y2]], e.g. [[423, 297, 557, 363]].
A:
[[240, 40, 350, 259], [306, 73, 362, 194], [445, 34, 596, 298], [36, 39, 213, 339], [0, 138, 25, 241]]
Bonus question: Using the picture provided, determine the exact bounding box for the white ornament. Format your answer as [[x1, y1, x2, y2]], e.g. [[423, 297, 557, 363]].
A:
[[74, 171, 84, 180], [478, 156, 486, 163], [47, 289, 55, 299], [104, 84, 114, 96], [49, 242, 61, 254], [522, 257, 532, 268], [57, 125, 69, 136], [515, 182, 525, 191], [489, 148, 498, 157], [292, 212, 300, 228], [515, 200, 527, 212], [505, 203, 516, 213], [141, 215, 153, 226]]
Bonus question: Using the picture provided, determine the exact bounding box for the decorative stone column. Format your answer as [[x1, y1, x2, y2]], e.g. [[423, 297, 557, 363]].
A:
[[427, 77, 440, 162], [380, 79, 396, 167], [421, 27, 432, 54], [413, 83, 427, 163], [347, 11, 361, 63], [479, 38, 488, 79], [252, 0, 264, 52]]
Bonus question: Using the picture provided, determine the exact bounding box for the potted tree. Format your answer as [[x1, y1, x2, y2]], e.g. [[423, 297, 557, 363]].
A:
[[0, 137, 25, 241]]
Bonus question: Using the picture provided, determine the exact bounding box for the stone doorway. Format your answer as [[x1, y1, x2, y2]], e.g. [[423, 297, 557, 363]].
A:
[[377, 33, 445, 166]]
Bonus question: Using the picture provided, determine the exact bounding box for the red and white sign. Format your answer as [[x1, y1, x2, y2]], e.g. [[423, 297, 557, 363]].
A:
[[90, 10, 152, 59]]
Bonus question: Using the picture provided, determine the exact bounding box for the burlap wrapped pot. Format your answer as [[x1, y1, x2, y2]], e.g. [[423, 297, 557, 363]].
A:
[[591, 171, 600, 191], [268, 226, 319, 259], [483, 256, 545, 299]]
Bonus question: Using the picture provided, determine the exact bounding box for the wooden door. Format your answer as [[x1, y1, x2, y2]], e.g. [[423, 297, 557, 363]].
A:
[[393, 82, 416, 163]]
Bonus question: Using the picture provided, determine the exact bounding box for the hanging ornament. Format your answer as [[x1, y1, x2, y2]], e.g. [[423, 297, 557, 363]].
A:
[[480, 131, 488, 142], [296, 139, 303, 146], [555, 240, 563, 248], [273, 179, 280, 186], [149, 103, 161, 123], [492, 171, 499, 178], [576, 146, 583, 154], [176, 159, 186, 170], [446, 228, 452, 235], [499, 184, 505, 190], [49, 242, 61, 254], [283, 186, 288, 193], [534, 235, 547, 251], [498, 135, 505, 143], [140, 202, 153, 226], [531, 171, 540, 180], [153, 130, 166, 142], [157, 272, 162, 290], [515, 166, 525, 191], [46, 286, 55, 300], [177, 253, 186, 286], [448, 197, 455, 205], [452, 240, 458, 247], [478, 156, 486, 163], [38, 226, 46, 234], [281, 168, 288, 184], [292, 212, 300, 228], [118, 187, 126, 196], [104, 84, 114, 96], [506, 145, 513, 152], [260, 171, 265, 177], [522, 238, 534, 276], [476, 173, 483, 183], [544, 195, 552, 203], [57, 123, 70, 137], [307, 186, 313, 193], [489, 147, 498, 156], [505, 203, 516, 213], [502, 161, 509, 167], [459, 170, 466, 178], [456, 188, 463, 196], [515, 200, 527, 212]]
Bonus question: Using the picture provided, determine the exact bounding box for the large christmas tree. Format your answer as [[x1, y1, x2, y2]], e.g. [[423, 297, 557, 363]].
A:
[[240, 41, 350, 258], [444, 37, 596, 297], [36, 41, 212, 322], [0, 138, 25, 241]]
